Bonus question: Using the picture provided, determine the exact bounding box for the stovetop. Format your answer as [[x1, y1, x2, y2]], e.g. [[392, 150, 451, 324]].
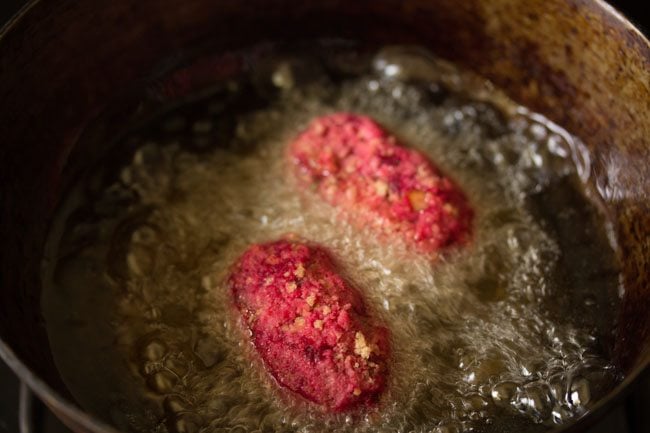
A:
[[0, 360, 71, 433]]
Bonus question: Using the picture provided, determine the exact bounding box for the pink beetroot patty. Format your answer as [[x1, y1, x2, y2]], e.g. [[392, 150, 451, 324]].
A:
[[229, 239, 389, 412], [289, 113, 473, 254]]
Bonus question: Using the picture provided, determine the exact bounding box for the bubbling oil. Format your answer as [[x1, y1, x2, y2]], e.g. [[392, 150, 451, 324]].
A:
[[42, 44, 621, 433]]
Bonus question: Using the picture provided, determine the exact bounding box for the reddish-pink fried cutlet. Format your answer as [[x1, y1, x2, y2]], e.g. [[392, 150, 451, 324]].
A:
[[229, 240, 390, 412], [288, 113, 473, 255]]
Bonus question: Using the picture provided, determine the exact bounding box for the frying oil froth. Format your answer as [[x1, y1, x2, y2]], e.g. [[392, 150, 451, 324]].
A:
[[42, 44, 621, 433]]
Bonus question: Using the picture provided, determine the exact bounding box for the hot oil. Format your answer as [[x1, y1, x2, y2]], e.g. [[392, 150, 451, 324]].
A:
[[42, 44, 622, 433]]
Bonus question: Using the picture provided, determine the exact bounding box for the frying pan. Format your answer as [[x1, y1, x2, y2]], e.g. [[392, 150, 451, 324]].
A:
[[0, 1, 648, 432]]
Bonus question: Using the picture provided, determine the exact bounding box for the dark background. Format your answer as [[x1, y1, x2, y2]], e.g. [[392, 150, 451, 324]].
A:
[[0, 1, 648, 433], [608, 1, 648, 35], [0, 0, 648, 45]]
